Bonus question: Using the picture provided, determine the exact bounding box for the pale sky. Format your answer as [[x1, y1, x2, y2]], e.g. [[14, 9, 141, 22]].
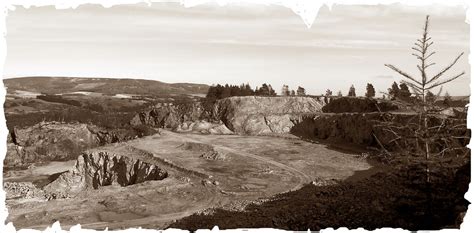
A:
[[3, 3, 470, 96]]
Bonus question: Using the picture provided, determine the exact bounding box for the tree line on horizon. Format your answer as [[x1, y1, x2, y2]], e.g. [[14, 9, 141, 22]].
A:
[[205, 83, 310, 100], [205, 81, 457, 106]]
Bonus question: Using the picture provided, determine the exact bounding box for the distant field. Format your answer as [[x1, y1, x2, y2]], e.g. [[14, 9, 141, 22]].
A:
[[3, 76, 208, 130], [4, 76, 209, 96]]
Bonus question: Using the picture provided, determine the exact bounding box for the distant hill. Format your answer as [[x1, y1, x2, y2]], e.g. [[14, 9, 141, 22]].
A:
[[3, 76, 209, 96]]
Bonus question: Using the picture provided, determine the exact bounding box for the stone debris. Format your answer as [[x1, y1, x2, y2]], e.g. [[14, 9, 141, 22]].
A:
[[4, 182, 46, 200], [180, 142, 227, 161], [200, 150, 226, 161]]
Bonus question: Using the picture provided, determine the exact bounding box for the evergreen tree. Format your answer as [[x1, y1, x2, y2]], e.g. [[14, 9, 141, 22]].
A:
[[296, 86, 306, 96], [230, 85, 240, 96], [214, 84, 223, 99], [268, 84, 277, 96], [281, 85, 290, 96], [383, 15, 466, 180], [399, 83, 411, 100], [221, 84, 231, 98], [365, 83, 375, 98], [443, 92, 452, 107], [425, 90, 436, 103], [388, 82, 400, 100], [348, 85, 356, 97], [325, 89, 333, 97], [257, 84, 270, 96], [206, 85, 218, 99]]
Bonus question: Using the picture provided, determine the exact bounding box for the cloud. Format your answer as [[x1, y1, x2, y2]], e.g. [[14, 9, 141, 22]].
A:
[[374, 75, 394, 79], [208, 38, 400, 49]]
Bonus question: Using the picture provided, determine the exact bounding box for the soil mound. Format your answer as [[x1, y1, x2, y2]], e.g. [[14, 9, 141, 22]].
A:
[[180, 142, 214, 152], [290, 113, 469, 154], [180, 142, 226, 161], [322, 97, 398, 113]]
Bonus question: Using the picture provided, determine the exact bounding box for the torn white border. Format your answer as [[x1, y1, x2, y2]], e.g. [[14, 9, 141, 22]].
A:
[[0, 0, 471, 232]]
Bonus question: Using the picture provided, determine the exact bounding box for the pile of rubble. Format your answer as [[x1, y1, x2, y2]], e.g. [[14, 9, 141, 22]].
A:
[[4, 182, 46, 200]]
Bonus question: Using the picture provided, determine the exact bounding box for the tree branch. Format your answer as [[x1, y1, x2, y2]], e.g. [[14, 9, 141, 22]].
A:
[[427, 52, 464, 84], [428, 72, 465, 89], [385, 64, 423, 86]]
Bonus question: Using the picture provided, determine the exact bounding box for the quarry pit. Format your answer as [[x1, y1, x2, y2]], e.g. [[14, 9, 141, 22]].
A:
[[4, 130, 371, 230]]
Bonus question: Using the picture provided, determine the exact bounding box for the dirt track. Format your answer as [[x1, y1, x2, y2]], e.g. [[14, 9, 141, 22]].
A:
[[165, 131, 313, 190]]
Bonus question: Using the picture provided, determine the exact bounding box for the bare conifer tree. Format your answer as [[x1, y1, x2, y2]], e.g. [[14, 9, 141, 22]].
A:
[[382, 15, 466, 182], [385, 15, 464, 103]]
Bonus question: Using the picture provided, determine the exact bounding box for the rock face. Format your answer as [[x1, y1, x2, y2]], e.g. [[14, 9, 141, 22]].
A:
[[43, 148, 168, 196], [4, 122, 141, 168], [131, 96, 324, 135], [177, 120, 233, 135], [213, 96, 324, 135], [5, 122, 101, 168], [130, 102, 206, 129], [130, 102, 233, 135]]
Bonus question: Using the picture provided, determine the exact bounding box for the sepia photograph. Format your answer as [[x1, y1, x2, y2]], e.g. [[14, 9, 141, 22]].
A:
[[0, 0, 471, 231]]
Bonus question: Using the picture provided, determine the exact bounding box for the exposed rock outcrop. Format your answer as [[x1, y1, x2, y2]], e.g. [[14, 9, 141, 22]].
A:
[[130, 102, 206, 129], [5, 122, 102, 168], [131, 96, 324, 136], [213, 96, 324, 135], [4, 122, 146, 168], [177, 120, 233, 135], [130, 102, 233, 135], [43, 147, 168, 197]]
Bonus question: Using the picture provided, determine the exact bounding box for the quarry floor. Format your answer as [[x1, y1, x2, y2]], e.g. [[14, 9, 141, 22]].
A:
[[5, 130, 372, 230]]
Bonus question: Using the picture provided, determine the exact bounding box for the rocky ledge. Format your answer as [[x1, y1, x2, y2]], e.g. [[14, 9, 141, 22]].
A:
[[43, 146, 168, 197]]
